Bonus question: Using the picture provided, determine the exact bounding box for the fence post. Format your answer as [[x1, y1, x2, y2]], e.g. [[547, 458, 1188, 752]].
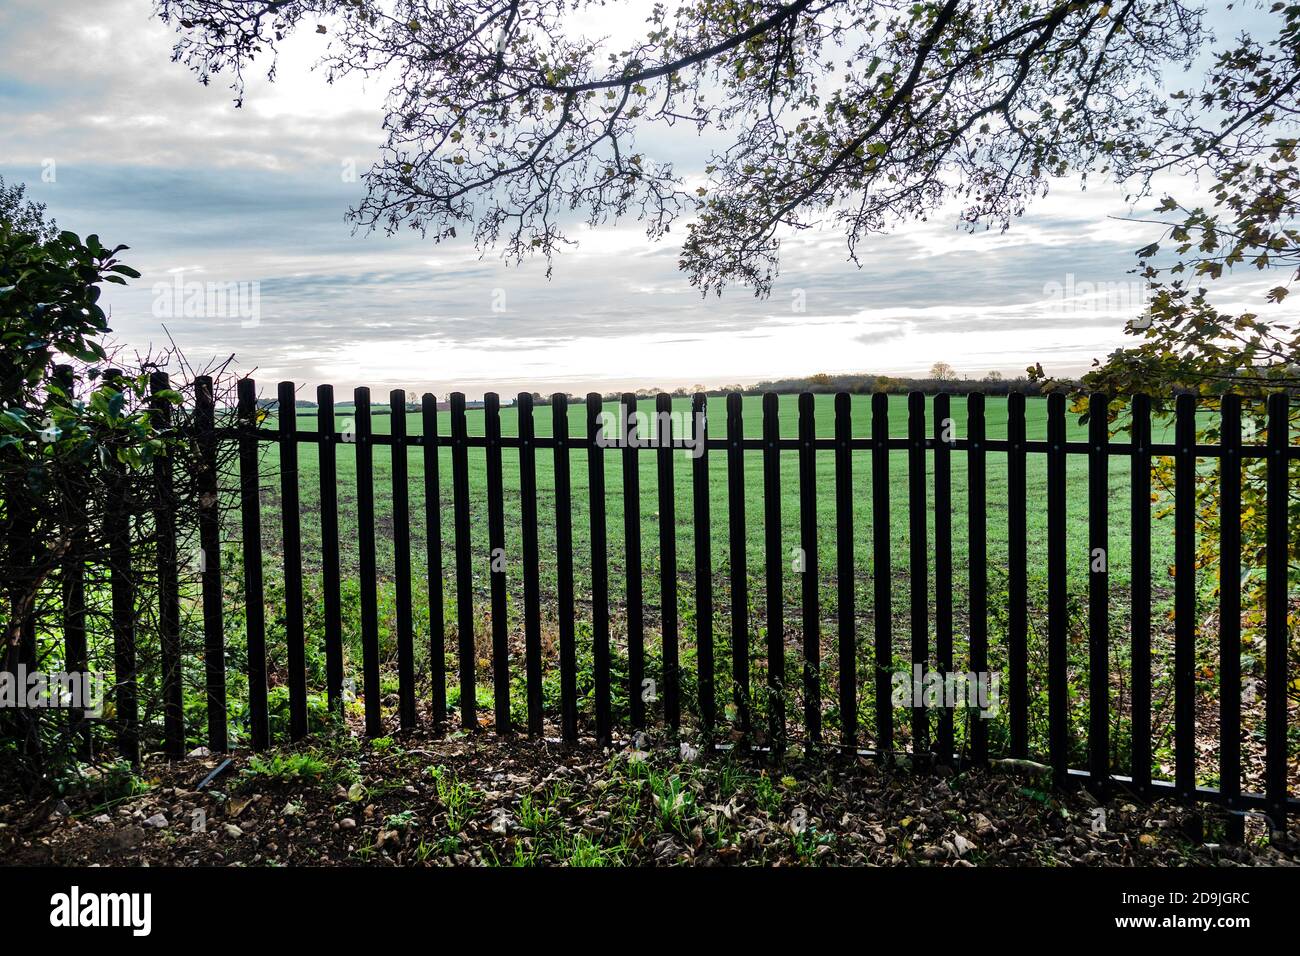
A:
[[318, 385, 344, 715], [236, 378, 269, 751], [151, 371, 185, 758], [421, 393, 446, 727], [483, 392, 510, 734], [521, 393, 545, 736], [968, 392, 988, 766], [1007, 391, 1028, 759], [553, 394, 578, 742], [1130, 394, 1152, 796], [797, 392, 821, 745], [1087, 393, 1109, 794], [587, 393, 613, 745], [1174, 393, 1196, 800], [1264, 391, 1290, 832], [871, 392, 893, 758], [194, 374, 227, 753], [1046, 392, 1067, 786], [762, 393, 785, 749], [622, 393, 645, 730], [656, 393, 680, 731], [933, 393, 953, 763], [391, 389, 417, 732], [278, 381, 307, 740], [355, 386, 383, 736], [103, 369, 139, 765], [1219, 394, 1243, 840], [833, 393, 854, 749], [691, 392, 715, 736], [726, 393, 750, 737], [449, 392, 476, 731], [906, 392, 928, 760]]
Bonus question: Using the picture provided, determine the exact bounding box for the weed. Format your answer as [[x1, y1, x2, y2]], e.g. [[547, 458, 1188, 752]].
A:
[[565, 832, 619, 867], [518, 792, 560, 832], [385, 809, 418, 831], [648, 772, 696, 832], [430, 765, 478, 832], [753, 773, 781, 815], [244, 752, 329, 783]]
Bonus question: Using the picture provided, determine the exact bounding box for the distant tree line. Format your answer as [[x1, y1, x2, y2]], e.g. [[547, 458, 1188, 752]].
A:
[[741, 369, 1054, 397], [597, 366, 1062, 402], [249, 370, 1063, 412]]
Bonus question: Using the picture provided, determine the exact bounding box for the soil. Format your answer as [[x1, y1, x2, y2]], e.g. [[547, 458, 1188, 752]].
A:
[[2, 721, 1296, 868]]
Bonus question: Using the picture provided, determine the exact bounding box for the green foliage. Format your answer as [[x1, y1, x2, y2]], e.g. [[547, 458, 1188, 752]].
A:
[[1, 224, 122, 392], [384, 809, 417, 831], [0, 221, 168, 477], [752, 773, 782, 816], [429, 765, 478, 833], [244, 752, 329, 782], [1075, 7, 1300, 713], [0, 175, 57, 243], [789, 822, 834, 863], [0, 197, 198, 785], [54, 757, 150, 809], [564, 833, 619, 867], [517, 791, 560, 833], [647, 772, 695, 833]]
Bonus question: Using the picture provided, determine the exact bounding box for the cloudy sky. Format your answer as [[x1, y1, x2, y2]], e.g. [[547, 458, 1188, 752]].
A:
[[0, 0, 1289, 397]]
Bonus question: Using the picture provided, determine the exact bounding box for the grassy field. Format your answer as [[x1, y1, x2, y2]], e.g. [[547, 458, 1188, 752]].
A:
[[148, 391, 1292, 791], [232, 393, 1186, 750], [252, 392, 1187, 604]]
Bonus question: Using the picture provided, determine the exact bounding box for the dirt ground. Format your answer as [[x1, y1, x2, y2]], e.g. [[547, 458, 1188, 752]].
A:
[[2, 723, 1296, 868]]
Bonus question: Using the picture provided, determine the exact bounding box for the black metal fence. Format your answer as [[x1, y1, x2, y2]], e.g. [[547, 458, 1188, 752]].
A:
[[90, 380, 1300, 830]]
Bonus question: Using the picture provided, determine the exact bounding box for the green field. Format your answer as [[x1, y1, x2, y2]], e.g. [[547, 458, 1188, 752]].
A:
[[252, 392, 1183, 605], [178, 391, 1296, 787]]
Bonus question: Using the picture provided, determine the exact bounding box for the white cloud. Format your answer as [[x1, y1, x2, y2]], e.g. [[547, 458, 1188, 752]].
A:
[[2, 0, 1287, 396]]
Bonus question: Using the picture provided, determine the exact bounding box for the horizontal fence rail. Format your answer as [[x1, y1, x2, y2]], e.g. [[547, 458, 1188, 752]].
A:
[[39, 383, 1300, 833]]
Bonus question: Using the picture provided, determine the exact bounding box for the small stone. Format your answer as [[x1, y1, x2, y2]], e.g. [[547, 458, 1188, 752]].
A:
[[188, 746, 211, 758], [143, 812, 169, 829], [91, 814, 111, 825], [340, 817, 357, 830], [223, 824, 243, 838]]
